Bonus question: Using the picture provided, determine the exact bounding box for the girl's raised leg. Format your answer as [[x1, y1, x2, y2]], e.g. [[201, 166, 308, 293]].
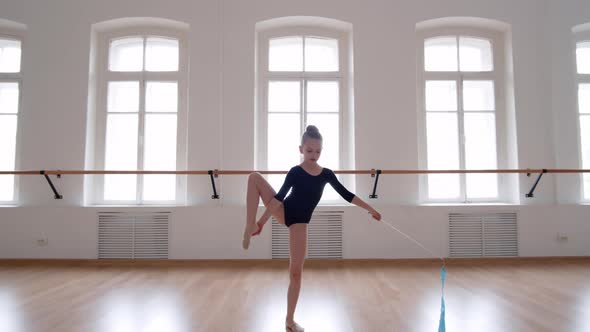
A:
[[243, 172, 283, 249]]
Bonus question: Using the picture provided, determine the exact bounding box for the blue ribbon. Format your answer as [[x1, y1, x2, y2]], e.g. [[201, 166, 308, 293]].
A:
[[438, 266, 446, 332]]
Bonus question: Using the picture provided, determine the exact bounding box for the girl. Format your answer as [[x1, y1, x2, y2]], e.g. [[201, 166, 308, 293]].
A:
[[243, 125, 381, 332]]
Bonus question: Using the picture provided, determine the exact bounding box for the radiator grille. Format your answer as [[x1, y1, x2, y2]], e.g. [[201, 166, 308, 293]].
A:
[[98, 211, 170, 259], [272, 210, 343, 259], [449, 212, 518, 258]]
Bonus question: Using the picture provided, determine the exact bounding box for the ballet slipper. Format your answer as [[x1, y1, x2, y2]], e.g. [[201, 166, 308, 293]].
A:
[[286, 321, 304, 332], [242, 223, 258, 250]]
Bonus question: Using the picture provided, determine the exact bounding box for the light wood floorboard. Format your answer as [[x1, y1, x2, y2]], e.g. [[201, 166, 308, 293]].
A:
[[0, 259, 589, 332]]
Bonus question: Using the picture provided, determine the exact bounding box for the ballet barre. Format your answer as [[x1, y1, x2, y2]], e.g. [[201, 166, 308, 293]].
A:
[[1, 168, 589, 199]]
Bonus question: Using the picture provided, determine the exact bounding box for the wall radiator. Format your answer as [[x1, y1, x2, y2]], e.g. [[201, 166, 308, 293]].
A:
[[272, 210, 344, 259], [449, 212, 518, 258], [98, 211, 170, 259]]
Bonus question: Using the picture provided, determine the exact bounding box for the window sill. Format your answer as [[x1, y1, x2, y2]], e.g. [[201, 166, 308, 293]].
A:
[[417, 202, 519, 207], [84, 204, 187, 208]]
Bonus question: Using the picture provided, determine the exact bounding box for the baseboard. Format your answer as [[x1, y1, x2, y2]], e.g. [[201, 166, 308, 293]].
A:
[[1, 256, 589, 267]]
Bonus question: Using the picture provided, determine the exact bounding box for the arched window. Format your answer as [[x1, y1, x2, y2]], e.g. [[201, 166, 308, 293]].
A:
[[89, 19, 189, 205], [417, 19, 512, 203], [573, 27, 590, 200], [0, 21, 25, 203]]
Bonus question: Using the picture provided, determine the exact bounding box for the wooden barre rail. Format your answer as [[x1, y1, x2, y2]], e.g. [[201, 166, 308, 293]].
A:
[[2, 168, 590, 175], [1, 168, 588, 200]]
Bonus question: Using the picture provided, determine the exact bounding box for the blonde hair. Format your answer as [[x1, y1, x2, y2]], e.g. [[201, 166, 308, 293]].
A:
[[301, 125, 322, 145]]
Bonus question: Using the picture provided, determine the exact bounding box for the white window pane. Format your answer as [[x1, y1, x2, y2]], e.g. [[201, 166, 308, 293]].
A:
[[426, 112, 460, 199], [320, 175, 340, 201], [109, 37, 143, 72], [428, 174, 460, 199], [577, 41, 590, 74], [268, 113, 300, 191], [424, 37, 458, 72], [0, 115, 17, 171], [306, 114, 339, 201], [0, 39, 21, 73], [579, 116, 590, 199], [0, 83, 19, 114], [108, 82, 139, 113], [0, 113, 16, 209], [268, 113, 300, 170], [464, 113, 498, 199], [268, 174, 287, 198], [426, 113, 460, 169], [146, 82, 178, 113], [268, 81, 300, 112], [144, 175, 176, 201], [304, 37, 339, 72], [466, 174, 498, 198], [459, 37, 493, 72], [307, 81, 339, 113], [105, 114, 138, 170], [269, 37, 303, 72], [464, 113, 497, 169], [0, 175, 15, 201], [104, 174, 136, 201], [426, 81, 457, 111], [145, 37, 179, 72], [144, 114, 177, 171], [578, 84, 590, 114], [580, 115, 590, 169], [463, 81, 495, 111]]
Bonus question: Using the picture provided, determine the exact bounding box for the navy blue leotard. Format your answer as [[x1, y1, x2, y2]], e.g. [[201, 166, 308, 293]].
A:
[[274, 165, 355, 227]]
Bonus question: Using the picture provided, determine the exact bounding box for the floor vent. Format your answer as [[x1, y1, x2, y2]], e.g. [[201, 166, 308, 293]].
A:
[[272, 210, 343, 259], [449, 212, 518, 258], [98, 211, 170, 259]]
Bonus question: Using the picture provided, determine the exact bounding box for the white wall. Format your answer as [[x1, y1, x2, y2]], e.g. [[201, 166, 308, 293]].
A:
[[1, 205, 588, 259], [0, 0, 589, 259]]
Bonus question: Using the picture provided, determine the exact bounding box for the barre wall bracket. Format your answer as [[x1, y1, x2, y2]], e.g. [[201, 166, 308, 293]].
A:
[[526, 169, 547, 198], [40, 170, 63, 199], [209, 170, 219, 199], [369, 169, 382, 199]]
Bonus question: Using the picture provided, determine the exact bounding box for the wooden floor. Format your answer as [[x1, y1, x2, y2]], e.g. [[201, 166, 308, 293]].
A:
[[0, 259, 589, 332]]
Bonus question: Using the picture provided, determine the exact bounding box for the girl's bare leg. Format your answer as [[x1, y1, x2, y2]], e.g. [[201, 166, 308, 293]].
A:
[[243, 172, 283, 248], [286, 223, 307, 328]]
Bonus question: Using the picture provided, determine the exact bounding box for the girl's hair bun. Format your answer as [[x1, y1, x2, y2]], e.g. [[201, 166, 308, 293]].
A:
[[302, 125, 322, 144], [305, 125, 319, 134]]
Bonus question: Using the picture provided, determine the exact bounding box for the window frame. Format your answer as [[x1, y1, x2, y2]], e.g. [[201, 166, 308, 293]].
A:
[[574, 31, 590, 202], [257, 26, 353, 204], [0, 31, 24, 204], [93, 26, 188, 205], [416, 26, 509, 204]]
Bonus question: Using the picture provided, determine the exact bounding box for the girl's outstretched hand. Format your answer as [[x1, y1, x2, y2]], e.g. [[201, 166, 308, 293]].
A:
[[251, 221, 264, 236], [369, 210, 382, 221]]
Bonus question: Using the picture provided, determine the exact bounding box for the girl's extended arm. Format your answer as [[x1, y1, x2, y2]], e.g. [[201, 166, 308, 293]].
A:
[[351, 195, 381, 221], [326, 169, 381, 221]]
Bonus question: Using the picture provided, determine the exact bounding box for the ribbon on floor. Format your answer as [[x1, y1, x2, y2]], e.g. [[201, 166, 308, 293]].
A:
[[438, 265, 446, 332], [379, 218, 446, 332]]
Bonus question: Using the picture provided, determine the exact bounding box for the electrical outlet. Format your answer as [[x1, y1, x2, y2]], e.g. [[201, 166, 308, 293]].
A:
[[556, 232, 568, 242], [36, 238, 48, 246]]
